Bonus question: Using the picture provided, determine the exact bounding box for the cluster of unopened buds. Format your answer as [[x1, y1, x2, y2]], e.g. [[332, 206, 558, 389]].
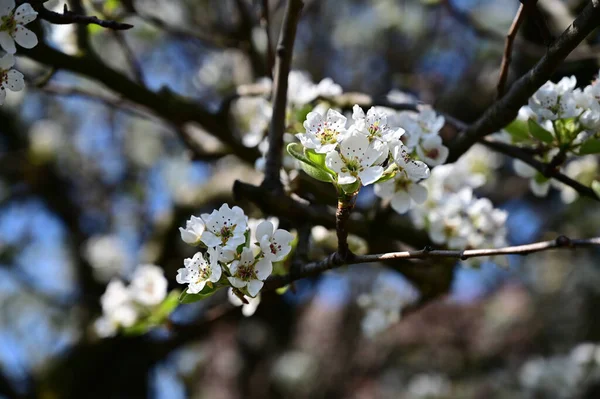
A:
[[0, 1, 38, 104], [177, 204, 294, 299]]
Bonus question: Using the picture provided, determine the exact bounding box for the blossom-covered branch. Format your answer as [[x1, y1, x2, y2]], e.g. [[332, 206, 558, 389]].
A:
[[264, 236, 600, 291], [448, 0, 600, 161]]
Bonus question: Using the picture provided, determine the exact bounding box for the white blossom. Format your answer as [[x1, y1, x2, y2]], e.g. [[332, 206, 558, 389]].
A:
[[96, 279, 138, 336], [0, 53, 23, 105], [391, 142, 430, 181], [83, 234, 128, 282], [528, 77, 581, 121], [0, 1, 38, 54], [179, 215, 205, 245], [513, 159, 551, 197], [130, 264, 168, 306], [374, 174, 427, 214], [177, 247, 222, 294], [416, 135, 449, 166], [297, 109, 348, 154], [228, 288, 261, 317], [325, 133, 385, 185], [255, 220, 294, 262], [200, 204, 248, 251], [228, 247, 272, 297]]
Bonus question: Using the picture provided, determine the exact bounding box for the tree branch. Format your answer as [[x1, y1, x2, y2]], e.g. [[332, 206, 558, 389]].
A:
[[37, 4, 133, 30], [497, 1, 537, 98], [262, 0, 304, 192], [481, 139, 600, 201], [265, 236, 600, 290], [448, 0, 600, 162]]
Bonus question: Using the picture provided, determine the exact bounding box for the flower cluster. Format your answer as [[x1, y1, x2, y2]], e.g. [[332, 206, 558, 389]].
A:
[[292, 104, 437, 199], [503, 72, 600, 198], [95, 264, 168, 337], [410, 151, 508, 266], [177, 204, 294, 298], [0, 1, 37, 105]]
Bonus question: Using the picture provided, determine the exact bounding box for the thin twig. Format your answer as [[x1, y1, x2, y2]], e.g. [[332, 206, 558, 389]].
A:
[[261, 0, 275, 77], [38, 5, 133, 30], [497, 1, 537, 98], [448, 0, 600, 162], [335, 194, 357, 262], [481, 139, 600, 201], [262, 0, 304, 192], [265, 236, 600, 290]]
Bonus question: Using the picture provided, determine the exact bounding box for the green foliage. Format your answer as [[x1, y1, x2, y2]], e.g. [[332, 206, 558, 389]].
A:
[[178, 284, 219, 304], [287, 143, 335, 182], [528, 119, 554, 144], [123, 290, 181, 336], [504, 119, 530, 142], [579, 138, 600, 155]]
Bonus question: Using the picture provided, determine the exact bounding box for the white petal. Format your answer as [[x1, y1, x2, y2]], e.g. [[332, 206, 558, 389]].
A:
[[359, 166, 384, 186], [13, 3, 37, 24], [188, 280, 206, 294], [325, 150, 344, 173], [255, 220, 274, 242], [247, 280, 264, 297], [179, 227, 199, 244], [254, 258, 273, 280], [228, 277, 247, 288], [338, 173, 356, 185], [210, 263, 222, 282], [0, 31, 16, 54], [352, 104, 365, 121], [408, 183, 428, 204], [390, 191, 412, 214], [0, 0, 14, 17], [200, 231, 220, 247], [176, 268, 190, 284], [12, 25, 37, 49]]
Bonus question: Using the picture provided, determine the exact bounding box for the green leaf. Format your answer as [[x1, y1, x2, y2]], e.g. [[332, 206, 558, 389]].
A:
[[149, 290, 180, 323], [504, 119, 529, 142], [554, 118, 580, 143], [305, 149, 327, 167], [287, 143, 335, 182], [340, 180, 361, 194], [579, 138, 600, 154], [528, 119, 554, 144], [178, 284, 219, 304]]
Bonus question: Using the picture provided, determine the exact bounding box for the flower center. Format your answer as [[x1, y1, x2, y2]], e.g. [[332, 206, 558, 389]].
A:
[[340, 157, 363, 176], [0, 15, 16, 32], [317, 127, 338, 145], [236, 263, 257, 282], [217, 224, 236, 245], [425, 148, 439, 159], [269, 242, 281, 255], [394, 176, 410, 191]]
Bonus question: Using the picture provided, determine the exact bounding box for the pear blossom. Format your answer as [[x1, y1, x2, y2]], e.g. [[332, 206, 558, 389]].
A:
[[352, 105, 404, 144], [228, 288, 261, 317], [297, 109, 348, 154], [255, 220, 294, 262], [228, 247, 272, 297], [395, 108, 444, 149], [287, 70, 342, 106], [573, 88, 600, 129], [96, 279, 138, 337], [374, 174, 428, 214], [391, 143, 430, 181], [130, 264, 168, 306], [416, 135, 449, 166], [513, 159, 551, 197], [528, 77, 581, 121], [200, 204, 247, 251], [0, 1, 38, 54], [428, 211, 470, 249], [179, 215, 205, 245], [83, 234, 128, 282], [325, 133, 385, 185], [0, 53, 23, 105], [177, 247, 222, 294]]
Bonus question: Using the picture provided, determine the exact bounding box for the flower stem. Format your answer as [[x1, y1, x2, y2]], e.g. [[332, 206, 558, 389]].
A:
[[335, 193, 357, 263]]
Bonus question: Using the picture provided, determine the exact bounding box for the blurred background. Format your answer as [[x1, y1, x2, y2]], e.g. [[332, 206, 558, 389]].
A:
[[1, 0, 600, 398]]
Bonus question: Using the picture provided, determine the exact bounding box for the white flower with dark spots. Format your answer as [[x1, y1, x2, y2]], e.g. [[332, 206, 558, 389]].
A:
[[228, 247, 272, 297], [176, 247, 222, 294], [200, 204, 247, 251], [0, 1, 38, 54], [0, 53, 23, 105], [325, 133, 385, 186], [255, 220, 293, 262], [391, 143, 430, 181], [179, 215, 205, 245], [352, 105, 404, 144], [297, 108, 348, 154], [528, 77, 581, 120]]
